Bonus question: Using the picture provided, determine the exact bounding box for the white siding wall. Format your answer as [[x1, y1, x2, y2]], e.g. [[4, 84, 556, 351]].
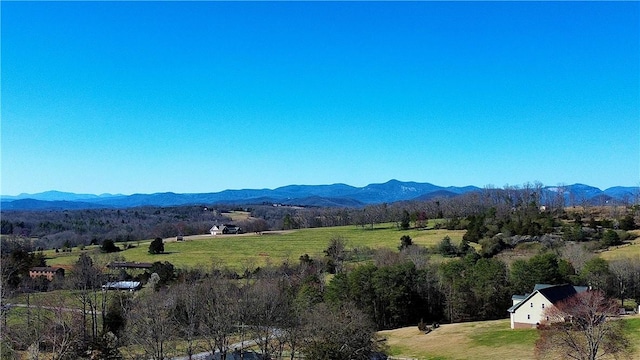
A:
[[511, 292, 553, 328]]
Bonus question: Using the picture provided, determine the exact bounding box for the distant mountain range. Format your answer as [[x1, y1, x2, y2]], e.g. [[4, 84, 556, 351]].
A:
[[1, 180, 638, 211]]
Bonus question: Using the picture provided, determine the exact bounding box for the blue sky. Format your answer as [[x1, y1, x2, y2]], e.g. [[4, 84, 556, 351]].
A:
[[2, 1, 639, 195]]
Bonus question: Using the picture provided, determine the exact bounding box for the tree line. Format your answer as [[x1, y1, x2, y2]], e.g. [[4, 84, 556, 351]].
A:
[[0, 206, 230, 250]]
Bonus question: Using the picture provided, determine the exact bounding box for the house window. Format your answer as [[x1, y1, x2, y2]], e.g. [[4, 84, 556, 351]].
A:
[[527, 314, 530, 320]]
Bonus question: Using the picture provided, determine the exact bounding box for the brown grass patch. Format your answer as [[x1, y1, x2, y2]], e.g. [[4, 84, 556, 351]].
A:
[[379, 319, 537, 360]]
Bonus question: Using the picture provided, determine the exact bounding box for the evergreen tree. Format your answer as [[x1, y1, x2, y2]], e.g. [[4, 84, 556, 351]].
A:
[[148, 238, 164, 254]]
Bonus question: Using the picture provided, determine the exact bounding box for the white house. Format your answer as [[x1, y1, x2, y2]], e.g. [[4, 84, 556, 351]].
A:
[[507, 284, 588, 329], [210, 225, 221, 236], [210, 224, 242, 236]]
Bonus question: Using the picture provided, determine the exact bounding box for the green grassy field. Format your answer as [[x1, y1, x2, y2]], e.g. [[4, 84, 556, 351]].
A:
[[8, 289, 92, 310], [41, 223, 640, 273], [380, 316, 640, 360], [599, 235, 640, 262], [625, 317, 640, 345], [44, 222, 466, 270]]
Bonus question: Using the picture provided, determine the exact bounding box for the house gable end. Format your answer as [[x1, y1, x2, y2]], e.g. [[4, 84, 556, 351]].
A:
[[508, 291, 538, 313], [509, 283, 588, 329]]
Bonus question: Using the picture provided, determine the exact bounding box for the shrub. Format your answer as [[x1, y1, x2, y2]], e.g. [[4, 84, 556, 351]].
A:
[[601, 230, 621, 247], [479, 237, 508, 257], [619, 214, 636, 231], [398, 235, 413, 250], [101, 239, 120, 253], [436, 236, 457, 257], [418, 319, 427, 332], [148, 237, 164, 254]]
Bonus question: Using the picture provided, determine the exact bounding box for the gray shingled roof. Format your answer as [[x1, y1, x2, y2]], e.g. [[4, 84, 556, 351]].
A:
[[507, 284, 588, 313], [102, 281, 142, 290], [107, 261, 152, 269], [538, 284, 578, 304]]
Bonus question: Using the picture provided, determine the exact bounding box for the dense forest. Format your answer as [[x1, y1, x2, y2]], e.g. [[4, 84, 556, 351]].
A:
[[1, 206, 228, 250]]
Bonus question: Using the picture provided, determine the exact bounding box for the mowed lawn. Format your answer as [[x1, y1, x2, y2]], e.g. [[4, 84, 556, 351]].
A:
[[379, 316, 640, 360], [45, 223, 466, 270]]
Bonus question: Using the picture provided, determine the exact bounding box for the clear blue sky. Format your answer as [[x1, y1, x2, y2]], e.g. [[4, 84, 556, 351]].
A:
[[2, 1, 639, 196]]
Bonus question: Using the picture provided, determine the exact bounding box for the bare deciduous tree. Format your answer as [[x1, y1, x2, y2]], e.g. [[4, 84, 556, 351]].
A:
[[561, 242, 594, 274], [172, 282, 202, 359], [198, 278, 240, 360], [324, 236, 348, 274], [245, 278, 289, 359], [609, 257, 640, 308], [300, 302, 382, 360], [69, 252, 104, 346], [41, 292, 83, 360], [535, 290, 630, 360], [124, 290, 177, 360]]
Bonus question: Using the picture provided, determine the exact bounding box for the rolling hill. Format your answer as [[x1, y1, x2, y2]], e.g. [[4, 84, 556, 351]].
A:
[[1, 180, 637, 211]]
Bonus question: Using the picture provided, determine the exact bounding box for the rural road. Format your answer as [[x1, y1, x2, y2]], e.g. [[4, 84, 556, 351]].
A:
[[171, 338, 262, 360], [4, 303, 92, 314]]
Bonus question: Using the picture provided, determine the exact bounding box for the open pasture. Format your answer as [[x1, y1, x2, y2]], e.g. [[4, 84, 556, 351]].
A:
[[41, 224, 640, 272], [599, 230, 640, 261], [222, 210, 252, 221], [45, 223, 465, 270]]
